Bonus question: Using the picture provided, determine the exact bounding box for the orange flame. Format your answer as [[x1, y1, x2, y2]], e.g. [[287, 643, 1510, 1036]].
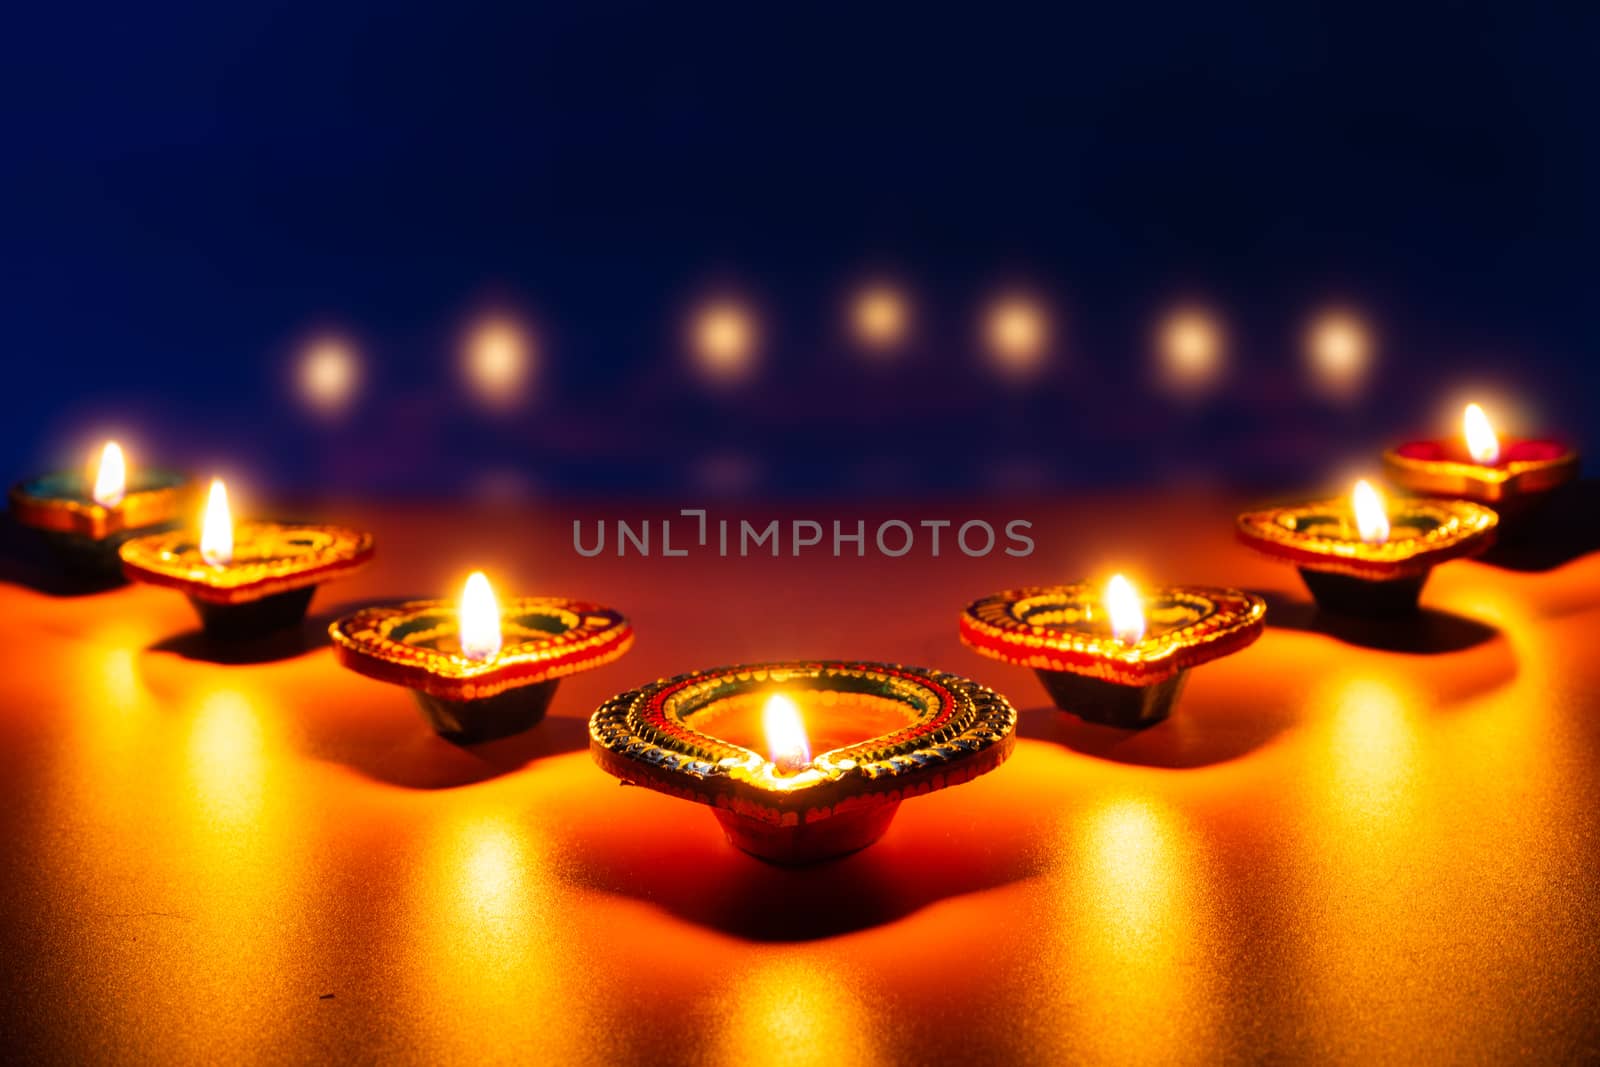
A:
[[763, 693, 811, 774]]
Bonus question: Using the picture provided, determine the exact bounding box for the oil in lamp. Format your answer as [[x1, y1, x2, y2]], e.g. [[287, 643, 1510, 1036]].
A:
[[960, 577, 1266, 729], [331, 572, 633, 743], [589, 661, 1017, 865], [1384, 402, 1580, 519], [1237, 479, 1498, 616], [9, 441, 190, 581], [119, 477, 374, 637]]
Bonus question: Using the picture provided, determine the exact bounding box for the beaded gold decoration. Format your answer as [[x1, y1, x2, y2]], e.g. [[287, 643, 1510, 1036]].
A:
[[1384, 438, 1579, 504], [331, 597, 632, 701], [590, 661, 1016, 823], [961, 585, 1266, 687], [1237, 497, 1497, 579], [120, 520, 374, 603]]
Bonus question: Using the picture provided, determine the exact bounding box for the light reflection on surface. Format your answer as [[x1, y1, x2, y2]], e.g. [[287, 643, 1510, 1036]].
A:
[[187, 689, 269, 831], [1041, 795, 1213, 1065], [710, 956, 880, 1067], [403, 805, 588, 1061]]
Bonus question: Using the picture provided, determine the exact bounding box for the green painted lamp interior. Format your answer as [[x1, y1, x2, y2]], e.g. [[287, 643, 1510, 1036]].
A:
[[390, 607, 575, 656], [20, 469, 186, 503], [671, 671, 933, 759], [1017, 592, 1206, 641]]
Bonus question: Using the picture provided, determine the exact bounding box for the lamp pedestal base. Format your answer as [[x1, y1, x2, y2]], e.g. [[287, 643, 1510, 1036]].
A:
[[1036, 669, 1187, 729], [188, 586, 317, 639], [411, 679, 560, 744], [714, 801, 901, 865], [1298, 568, 1427, 618]]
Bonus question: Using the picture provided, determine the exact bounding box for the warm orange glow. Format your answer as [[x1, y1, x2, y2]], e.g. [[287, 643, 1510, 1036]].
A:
[[1463, 402, 1500, 465], [763, 693, 811, 774], [464, 317, 535, 408], [1307, 310, 1372, 398], [298, 337, 360, 416], [92, 441, 126, 508], [984, 296, 1049, 379], [1351, 479, 1390, 545], [199, 478, 233, 566], [851, 284, 909, 351], [1105, 574, 1146, 645], [692, 301, 758, 384], [1158, 307, 1224, 390], [458, 571, 502, 662]]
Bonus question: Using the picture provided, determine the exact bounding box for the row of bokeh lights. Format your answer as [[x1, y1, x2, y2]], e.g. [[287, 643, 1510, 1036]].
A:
[[295, 286, 1376, 417]]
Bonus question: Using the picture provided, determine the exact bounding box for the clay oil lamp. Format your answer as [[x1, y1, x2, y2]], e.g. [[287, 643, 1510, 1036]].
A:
[[1384, 402, 1580, 521], [961, 576, 1265, 729], [1237, 479, 1497, 617], [120, 478, 374, 638], [589, 661, 1016, 865], [331, 572, 633, 744], [9, 441, 190, 581]]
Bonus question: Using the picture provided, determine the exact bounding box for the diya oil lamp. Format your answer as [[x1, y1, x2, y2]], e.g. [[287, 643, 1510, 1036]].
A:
[[589, 661, 1016, 865], [331, 572, 633, 744], [9, 441, 190, 581], [961, 576, 1266, 729], [1384, 402, 1580, 520], [120, 478, 374, 638], [1237, 479, 1498, 617]]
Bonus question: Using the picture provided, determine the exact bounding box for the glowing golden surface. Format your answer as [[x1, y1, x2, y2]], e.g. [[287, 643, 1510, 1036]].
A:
[[3, 496, 1598, 1062]]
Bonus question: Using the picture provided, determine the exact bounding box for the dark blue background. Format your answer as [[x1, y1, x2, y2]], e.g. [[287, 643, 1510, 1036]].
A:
[[5, 2, 1595, 498]]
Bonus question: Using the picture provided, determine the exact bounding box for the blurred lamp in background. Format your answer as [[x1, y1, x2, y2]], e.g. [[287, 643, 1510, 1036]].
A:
[[983, 294, 1050, 381], [463, 315, 537, 410], [690, 299, 759, 386], [297, 337, 361, 418], [850, 283, 910, 355], [1155, 306, 1226, 396], [1305, 309, 1373, 401]]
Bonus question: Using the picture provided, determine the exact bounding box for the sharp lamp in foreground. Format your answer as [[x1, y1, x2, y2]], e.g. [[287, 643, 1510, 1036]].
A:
[[961, 578, 1266, 729], [1237, 480, 1498, 617], [1383, 402, 1579, 519], [589, 661, 1016, 865], [331, 574, 632, 744], [119, 478, 374, 637], [10, 441, 190, 581]]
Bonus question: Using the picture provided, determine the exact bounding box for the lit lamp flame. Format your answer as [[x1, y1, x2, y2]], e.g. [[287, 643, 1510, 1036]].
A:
[[763, 693, 811, 775], [1463, 402, 1500, 465], [92, 441, 126, 508], [199, 478, 234, 566], [1105, 573, 1146, 646], [458, 571, 502, 662], [1351, 479, 1390, 545]]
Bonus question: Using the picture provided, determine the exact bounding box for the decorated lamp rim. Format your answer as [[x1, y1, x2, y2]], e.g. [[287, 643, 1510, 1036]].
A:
[[1383, 441, 1580, 501], [10, 471, 190, 539], [960, 584, 1266, 686], [120, 520, 375, 603], [331, 595, 633, 700], [1236, 496, 1497, 578], [589, 660, 1016, 821]]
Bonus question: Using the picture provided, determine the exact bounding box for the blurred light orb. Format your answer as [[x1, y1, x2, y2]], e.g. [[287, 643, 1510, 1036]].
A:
[[1306, 310, 1373, 400], [298, 338, 361, 417], [464, 316, 536, 409], [691, 300, 759, 386], [984, 296, 1050, 380], [1157, 307, 1225, 392], [851, 284, 910, 353]]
